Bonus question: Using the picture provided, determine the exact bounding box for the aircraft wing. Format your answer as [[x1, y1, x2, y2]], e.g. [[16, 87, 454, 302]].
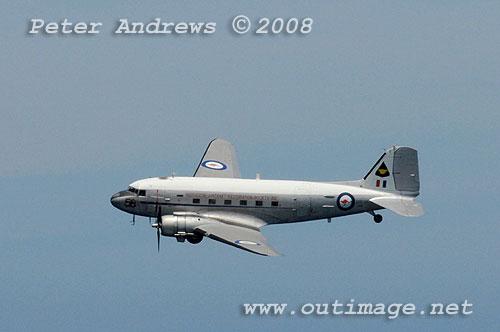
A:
[[195, 222, 280, 256], [193, 138, 241, 178]]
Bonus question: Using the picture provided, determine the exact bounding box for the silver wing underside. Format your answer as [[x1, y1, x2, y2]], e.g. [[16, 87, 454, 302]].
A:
[[195, 222, 280, 256]]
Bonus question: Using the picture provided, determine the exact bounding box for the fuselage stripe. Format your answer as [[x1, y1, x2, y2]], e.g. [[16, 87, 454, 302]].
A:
[[139, 201, 287, 209]]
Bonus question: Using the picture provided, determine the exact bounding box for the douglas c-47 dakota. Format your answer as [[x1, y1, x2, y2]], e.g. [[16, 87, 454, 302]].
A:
[[111, 139, 423, 256]]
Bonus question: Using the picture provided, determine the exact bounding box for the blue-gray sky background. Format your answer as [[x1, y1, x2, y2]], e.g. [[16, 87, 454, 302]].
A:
[[1, 1, 499, 331]]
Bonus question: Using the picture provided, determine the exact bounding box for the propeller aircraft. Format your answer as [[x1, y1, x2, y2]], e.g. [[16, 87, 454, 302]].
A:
[[111, 139, 423, 256]]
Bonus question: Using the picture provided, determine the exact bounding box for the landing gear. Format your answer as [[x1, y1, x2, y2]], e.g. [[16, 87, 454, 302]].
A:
[[368, 211, 383, 223], [187, 233, 203, 244]]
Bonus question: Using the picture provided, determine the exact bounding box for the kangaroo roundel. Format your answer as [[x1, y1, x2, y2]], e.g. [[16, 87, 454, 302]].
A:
[[201, 160, 227, 170], [337, 193, 355, 211]]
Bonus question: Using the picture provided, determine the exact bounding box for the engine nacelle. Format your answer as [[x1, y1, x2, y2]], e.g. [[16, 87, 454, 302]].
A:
[[160, 215, 214, 236]]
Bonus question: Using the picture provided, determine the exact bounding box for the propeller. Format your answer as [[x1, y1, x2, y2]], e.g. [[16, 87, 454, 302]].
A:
[[155, 205, 162, 252], [153, 189, 161, 251]]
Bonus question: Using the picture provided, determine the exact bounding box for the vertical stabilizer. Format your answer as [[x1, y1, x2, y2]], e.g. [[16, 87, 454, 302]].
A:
[[362, 146, 420, 196]]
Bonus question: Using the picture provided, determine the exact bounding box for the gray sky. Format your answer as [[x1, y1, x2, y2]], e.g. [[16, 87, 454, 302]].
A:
[[1, 1, 499, 331]]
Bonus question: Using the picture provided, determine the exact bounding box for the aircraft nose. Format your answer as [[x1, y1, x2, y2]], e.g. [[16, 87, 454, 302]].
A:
[[110, 190, 135, 209], [110, 191, 126, 208], [110, 192, 120, 208]]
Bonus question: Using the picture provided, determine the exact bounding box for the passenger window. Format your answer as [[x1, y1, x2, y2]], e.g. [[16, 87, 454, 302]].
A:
[[271, 201, 279, 207], [139, 190, 145, 196], [224, 200, 231, 205], [193, 198, 200, 204], [255, 201, 263, 206], [208, 199, 216, 205], [177, 194, 184, 197], [240, 200, 247, 206]]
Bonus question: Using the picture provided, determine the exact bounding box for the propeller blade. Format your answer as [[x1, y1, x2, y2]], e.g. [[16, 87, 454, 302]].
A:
[[157, 226, 160, 252], [156, 206, 162, 252]]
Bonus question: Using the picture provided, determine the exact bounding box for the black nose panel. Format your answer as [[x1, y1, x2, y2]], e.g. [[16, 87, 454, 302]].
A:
[[110, 190, 134, 207]]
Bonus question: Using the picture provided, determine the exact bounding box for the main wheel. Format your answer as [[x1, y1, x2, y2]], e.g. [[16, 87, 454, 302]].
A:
[[373, 214, 383, 223], [187, 233, 203, 244]]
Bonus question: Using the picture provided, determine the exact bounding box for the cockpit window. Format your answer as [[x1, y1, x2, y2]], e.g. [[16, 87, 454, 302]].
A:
[[128, 187, 141, 195]]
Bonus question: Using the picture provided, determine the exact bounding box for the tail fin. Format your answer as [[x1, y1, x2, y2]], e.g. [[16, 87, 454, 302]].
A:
[[362, 146, 420, 197]]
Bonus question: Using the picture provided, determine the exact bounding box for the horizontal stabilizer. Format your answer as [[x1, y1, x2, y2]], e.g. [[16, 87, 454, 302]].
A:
[[370, 196, 424, 217]]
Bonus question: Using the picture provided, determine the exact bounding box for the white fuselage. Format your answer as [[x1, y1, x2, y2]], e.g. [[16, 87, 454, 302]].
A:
[[113, 176, 390, 225]]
